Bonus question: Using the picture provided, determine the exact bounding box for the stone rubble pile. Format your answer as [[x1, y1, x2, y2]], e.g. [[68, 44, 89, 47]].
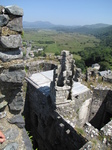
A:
[[84, 122, 99, 139], [100, 120, 112, 147], [0, 5, 32, 150]]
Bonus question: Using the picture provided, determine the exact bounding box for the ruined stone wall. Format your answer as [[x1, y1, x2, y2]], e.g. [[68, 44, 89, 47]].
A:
[[25, 47, 112, 149], [86, 67, 99, 82], [0, 5, 32, 149], [89, 87, 112, 129], [25, 82, 87, 150], [103, 76, 112, 83], [50, 51, 76, 103], [25, 61, 56, 76]]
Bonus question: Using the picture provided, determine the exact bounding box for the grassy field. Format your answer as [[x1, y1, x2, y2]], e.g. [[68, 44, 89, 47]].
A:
[[23, 29, 100, 58]]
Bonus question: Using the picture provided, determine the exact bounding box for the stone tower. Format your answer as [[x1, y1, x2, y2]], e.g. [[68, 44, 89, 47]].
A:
[[50, 50, 76, 103]]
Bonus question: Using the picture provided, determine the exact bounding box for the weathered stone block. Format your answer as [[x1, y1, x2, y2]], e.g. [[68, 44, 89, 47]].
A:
[[0, 49, 23, 62], [0, 101, 8, 109], [0, 34, 22, 49], [7, 17, 23, 32], [0, 70, 25, 83], [9, 92, 23, 111], [0, 14, 9, 27], [8, 115, 25, 128], [5, 5, 23, 16]]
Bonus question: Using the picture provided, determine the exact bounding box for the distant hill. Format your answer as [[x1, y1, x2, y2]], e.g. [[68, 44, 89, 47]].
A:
[[54, 24, 112, 35], [23, 21, 112, 35], [93, 25, 112, 35], [23, 21, 55, 29], [23, 21, 81, 29], [84, 23, 110, 29]]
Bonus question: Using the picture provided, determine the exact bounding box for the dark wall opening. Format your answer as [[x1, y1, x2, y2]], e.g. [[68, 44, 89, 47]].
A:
[[102, 112, 112, 127], [89, 90, 112, 130]]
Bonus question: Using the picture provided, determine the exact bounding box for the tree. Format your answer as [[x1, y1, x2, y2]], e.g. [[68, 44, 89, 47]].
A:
[[55, 51, 60, 56], [75, 59, 86, 72], [99, 61, 110, 71]]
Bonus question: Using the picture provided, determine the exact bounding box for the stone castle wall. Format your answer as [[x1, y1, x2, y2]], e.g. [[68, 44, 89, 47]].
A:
[[0, 5, 32, 150], [24, 81, 87, 150], [25, 51, 92, 149]]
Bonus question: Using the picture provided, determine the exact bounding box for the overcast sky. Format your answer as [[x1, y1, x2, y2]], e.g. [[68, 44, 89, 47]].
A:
[[1, 0, 112, 25]]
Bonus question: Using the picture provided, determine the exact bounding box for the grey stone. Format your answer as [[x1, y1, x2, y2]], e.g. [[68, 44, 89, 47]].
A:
[[9, 93, 24, 111], [7, 17, 23, 32], [0, 49, 23, 62], [0, 6, 4, 14], [0, 94, 5, 102], [0, 14, 9, 27], [5, 5, 23, 16], [3, 142, 18, 150], [8, 115, 25, 128], [5, 128, 19, 140], [0, 70, 25, 83], [0, 101, 8, 109], [0, 111, 6, 119], [22, 129, 32, 150], [0, 34, 22, 49]]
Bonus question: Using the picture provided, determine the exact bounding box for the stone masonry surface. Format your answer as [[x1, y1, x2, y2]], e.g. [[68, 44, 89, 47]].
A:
[[0, 5, 32, 150]]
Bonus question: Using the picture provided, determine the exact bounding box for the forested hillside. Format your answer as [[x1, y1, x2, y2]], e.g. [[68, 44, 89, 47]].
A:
[[75, 25, 112, 71]]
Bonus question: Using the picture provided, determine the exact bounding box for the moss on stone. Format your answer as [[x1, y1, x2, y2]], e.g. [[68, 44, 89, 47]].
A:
[[1, 26, 18, 36]]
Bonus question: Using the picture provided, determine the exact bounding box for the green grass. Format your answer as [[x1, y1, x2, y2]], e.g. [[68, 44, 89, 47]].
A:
[[23, 29, 100, 55], [73, 54, 81, 60], [75, 126, 85, 136]]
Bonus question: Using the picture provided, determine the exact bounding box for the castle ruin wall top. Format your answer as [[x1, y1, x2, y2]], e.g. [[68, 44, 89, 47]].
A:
[[27, 69, 90, 99]]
